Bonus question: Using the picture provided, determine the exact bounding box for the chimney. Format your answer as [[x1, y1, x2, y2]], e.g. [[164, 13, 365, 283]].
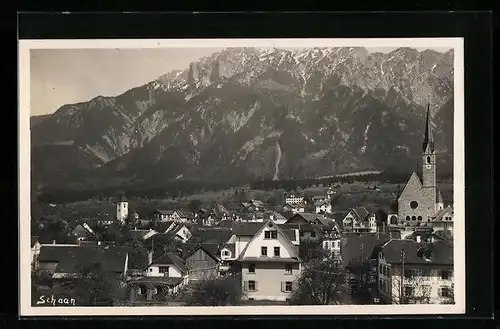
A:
[[416, 235, 421, 243]]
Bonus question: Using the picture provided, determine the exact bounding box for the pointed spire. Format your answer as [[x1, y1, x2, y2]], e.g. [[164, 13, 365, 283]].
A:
[[437, 189, 444, 203], [423, 99, 435, 153]]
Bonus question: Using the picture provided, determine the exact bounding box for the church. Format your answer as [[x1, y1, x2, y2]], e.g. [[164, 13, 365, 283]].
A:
[[387, 103, 454, 235]]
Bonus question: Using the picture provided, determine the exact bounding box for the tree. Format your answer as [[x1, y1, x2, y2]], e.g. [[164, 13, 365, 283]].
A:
[[434, 230, 453, 242], [124, 238, 150, 270], [392, 268, 433, 304], [188, 199, 203, 213], [290, 248, 347, 305], [73, 262, 126, 306], [185, 274, 244, 306]]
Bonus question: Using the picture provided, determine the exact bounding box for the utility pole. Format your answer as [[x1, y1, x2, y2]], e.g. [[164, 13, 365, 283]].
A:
[[400, 249, 405, 304]]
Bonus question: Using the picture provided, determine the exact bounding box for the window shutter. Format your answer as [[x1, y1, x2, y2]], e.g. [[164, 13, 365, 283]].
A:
[[243, 280, 249, 291], [254, 281, 258, 291], [281, 281, 285, 292]]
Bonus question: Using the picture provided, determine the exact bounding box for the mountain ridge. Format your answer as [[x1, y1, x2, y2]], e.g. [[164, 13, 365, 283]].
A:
[[31, 46, 454, 191]]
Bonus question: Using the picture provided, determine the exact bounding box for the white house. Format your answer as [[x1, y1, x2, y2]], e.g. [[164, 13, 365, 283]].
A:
[[237, 219, 301, 302], [285, 194, 304, 205], [342, 206, 377, 233], [377, 239, 454, 304], [315, 200, 332, 214]]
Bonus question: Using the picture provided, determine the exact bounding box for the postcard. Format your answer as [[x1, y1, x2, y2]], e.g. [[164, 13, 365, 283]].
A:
[[19, 37, 465, 316]]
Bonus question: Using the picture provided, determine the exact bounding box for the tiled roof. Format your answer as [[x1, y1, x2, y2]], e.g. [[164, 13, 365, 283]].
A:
[[380, 239, 453, 265], [341, 233, 393, 268], [42, 246, 129, 274], [351, 206, 370, 222], [232, 222, 263, 236], [151, 252, 189, 273], [190, 228, 233, 245], [218, 219, 234, 228]]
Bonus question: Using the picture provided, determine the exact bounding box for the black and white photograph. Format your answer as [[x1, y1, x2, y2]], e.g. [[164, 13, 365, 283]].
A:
[[19, 38, 465, 316]]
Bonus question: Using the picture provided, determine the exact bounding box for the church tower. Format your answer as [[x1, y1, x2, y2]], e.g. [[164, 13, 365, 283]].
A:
[[421, 102, 436, 203]]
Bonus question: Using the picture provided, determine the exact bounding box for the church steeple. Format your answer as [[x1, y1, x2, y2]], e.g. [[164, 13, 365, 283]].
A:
[[422, 101, 435, 154]]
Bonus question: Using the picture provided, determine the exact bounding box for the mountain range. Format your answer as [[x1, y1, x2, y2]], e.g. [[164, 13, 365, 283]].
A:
[[30, 46, 454, 192]]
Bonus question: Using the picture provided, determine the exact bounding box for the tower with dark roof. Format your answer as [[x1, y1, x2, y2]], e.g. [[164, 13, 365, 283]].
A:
[[116, 194, 129, 225], [421, 102, 437, 205]]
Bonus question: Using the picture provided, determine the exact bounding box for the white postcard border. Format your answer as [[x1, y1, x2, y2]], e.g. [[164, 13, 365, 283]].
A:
[[18, 37, 465, 316]]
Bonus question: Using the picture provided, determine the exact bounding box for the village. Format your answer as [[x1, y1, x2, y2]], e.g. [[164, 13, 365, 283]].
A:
[[30, 105, 455, 307]]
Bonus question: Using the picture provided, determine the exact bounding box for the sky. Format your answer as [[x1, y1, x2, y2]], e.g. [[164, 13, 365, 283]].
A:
[[30, 46, 451, 116]]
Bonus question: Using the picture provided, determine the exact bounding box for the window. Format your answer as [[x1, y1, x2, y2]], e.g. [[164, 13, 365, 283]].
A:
[[248, 281, 256, 291], [324, 241, 329, 249], [274, 247, 281, 257], [410, 201, 419, 209], [379, 264, 383, 274], [412, 216, 416, 221], [406, 216, 410, 221], [311, 231, 316, 238], [222, 250, 229, 257], [426, 156, 431, 164], [285, 264, 292, 275], [390, 215, 398, 225], [271, 231, 278, 239], [159, 266, 169, 274], [418, 216, 422, 221], [285, 281, 293, 292], [441, 270, 451, 280], [261, 246, 267, 256], [404, 269, 414, 279], [404, 286, 414, 297], [440, 287, 452, 298], [264, 231, 271, 239]]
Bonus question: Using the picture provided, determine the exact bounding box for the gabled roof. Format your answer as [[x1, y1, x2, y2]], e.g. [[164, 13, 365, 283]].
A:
[[341, 233, 393, 268], [433, 205, 453, 221], [190, 227, 233, 245], [220, 243, 236, 257], [380, 239, 452, 265], [237, 219, 299, 261], [183, 243, 220, 262], [348, 206, 370, 222], [398, 172, 423, 199], [150, 252, 189, 273]]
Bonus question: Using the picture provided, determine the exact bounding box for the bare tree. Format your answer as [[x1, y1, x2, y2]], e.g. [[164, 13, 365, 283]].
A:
[[290, 248, 347, 305]]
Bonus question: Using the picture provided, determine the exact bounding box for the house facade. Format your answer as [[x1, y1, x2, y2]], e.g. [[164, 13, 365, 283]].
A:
[[285, 194, 304, 205], [342, 206, 377, 233], [377, 239, 454, 304], [183, 244, 220, 281], [237, 219, 301, 301]]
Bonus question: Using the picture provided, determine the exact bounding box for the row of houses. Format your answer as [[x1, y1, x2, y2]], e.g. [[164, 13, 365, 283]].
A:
[[32, 205, 453, 305]]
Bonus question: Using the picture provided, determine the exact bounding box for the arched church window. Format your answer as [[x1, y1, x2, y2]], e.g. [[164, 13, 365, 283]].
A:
[[410, 201, 419, 209], [418, 216, 422, 221], [406, 216, 410, 221], [390, 215, 398, 225], [412, 216, 416, 221], [426, 156, 431, 164]]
